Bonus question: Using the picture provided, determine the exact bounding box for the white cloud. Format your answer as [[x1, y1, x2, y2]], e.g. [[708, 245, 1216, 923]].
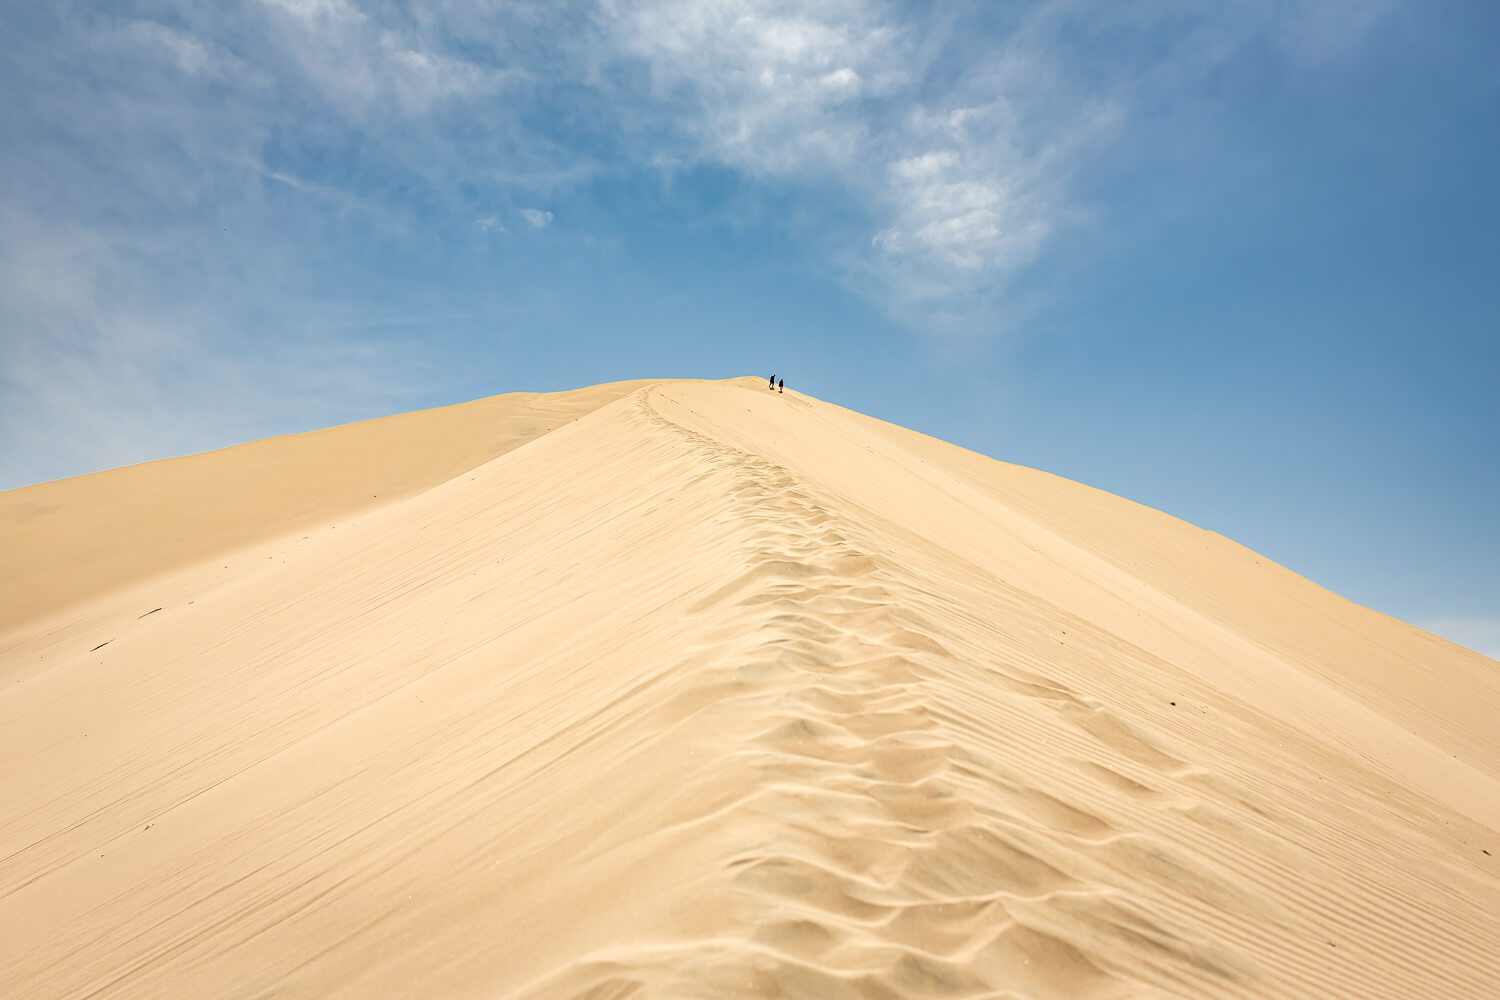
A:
[[594, 0, 1396, 323], [596, 0, 1117, 321], [518, 208, 553, 228], [603, 0, 899, 176], [876, 150, 1045, 272], [0, 210, 423, 489], [255, 0, 509, 114], [116, 22, 216, 76], [1420, 618, 1500, 661], [257, 0, 364, 25], [0, 4, 453, 488], [475, 214, 504, 232]]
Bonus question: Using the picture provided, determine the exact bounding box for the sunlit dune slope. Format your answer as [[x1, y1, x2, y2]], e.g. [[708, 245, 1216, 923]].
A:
[[0, 379, 651, 637], [1, 377, 1496, 999]]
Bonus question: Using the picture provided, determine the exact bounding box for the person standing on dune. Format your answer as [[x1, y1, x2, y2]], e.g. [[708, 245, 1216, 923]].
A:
[[778, 377, 784, 394], [768, 373, 776, 390]]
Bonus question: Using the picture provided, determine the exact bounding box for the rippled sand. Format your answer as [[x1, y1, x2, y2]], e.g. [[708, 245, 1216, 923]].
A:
[[2, 377, 1496, 998]]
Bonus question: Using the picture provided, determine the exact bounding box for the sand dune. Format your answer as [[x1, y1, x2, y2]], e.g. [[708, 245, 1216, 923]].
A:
[[0, 379, 650, 637], [1, 377, 1496, 998]]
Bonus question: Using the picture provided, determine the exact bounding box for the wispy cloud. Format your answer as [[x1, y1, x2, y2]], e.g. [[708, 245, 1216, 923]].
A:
[[595, 0, 1118, 321], [253, 0, 514, 115], [601, 0, 901, 175], [0, 206, 423, 488], [592, 0, 1397, 324], [110, 20, 237, 79], [518, 208, 553, 229], [0, 9, 460, 487]]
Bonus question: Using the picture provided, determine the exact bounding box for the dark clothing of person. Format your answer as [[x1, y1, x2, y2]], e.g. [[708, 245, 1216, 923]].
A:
[[778, 378, 784, 394], [769, 373, 776, 389]]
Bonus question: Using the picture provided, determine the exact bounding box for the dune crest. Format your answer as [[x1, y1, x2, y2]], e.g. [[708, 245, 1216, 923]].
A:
[[1, 378, 1496, 998], [0, 378, 651, 637]]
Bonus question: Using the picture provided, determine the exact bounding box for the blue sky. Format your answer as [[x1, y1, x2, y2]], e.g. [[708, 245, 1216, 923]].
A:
[[1, 1, 1496, 655]]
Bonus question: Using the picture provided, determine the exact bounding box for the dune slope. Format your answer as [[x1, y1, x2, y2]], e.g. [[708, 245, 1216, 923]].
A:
[[0, 379, 651, 637], [1, 378, 1496, 998]]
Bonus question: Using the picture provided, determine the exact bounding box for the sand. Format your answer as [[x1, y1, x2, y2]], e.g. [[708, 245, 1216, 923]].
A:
[[1, 377, 1496, 998], [0, 379, 652, 637]]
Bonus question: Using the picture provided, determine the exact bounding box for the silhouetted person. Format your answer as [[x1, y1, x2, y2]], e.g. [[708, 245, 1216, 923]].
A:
[[778, 377, 784, 394], [769, 372, 776, 390]]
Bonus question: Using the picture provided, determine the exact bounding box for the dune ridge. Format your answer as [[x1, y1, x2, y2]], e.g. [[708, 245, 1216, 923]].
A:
[[1, 378, 1496, 998], [0, 378, 651, 637]]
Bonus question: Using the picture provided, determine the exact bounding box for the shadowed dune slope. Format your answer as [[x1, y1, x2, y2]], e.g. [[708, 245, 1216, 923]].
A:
[[0, 378, 652, 637], [1, 378, 1496, 998]]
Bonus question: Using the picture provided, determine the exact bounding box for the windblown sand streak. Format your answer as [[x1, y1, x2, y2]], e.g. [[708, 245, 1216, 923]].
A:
[[1, 378, 1495, 997]]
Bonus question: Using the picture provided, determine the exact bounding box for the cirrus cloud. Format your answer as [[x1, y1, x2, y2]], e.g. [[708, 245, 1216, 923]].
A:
[[518, 207, 553, 228]]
